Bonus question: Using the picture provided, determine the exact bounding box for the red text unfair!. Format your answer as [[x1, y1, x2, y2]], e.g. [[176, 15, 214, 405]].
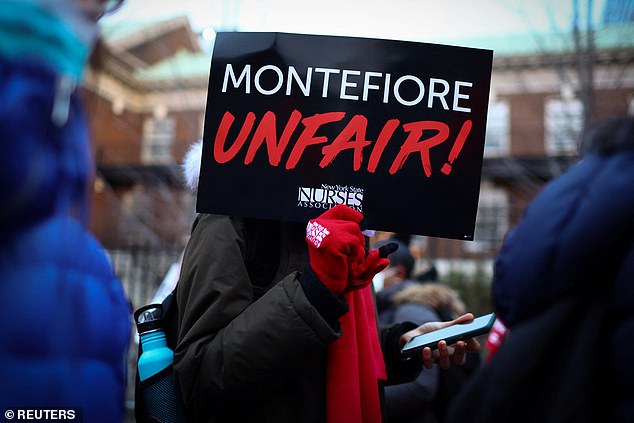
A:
[[212, 110, 472, 177]]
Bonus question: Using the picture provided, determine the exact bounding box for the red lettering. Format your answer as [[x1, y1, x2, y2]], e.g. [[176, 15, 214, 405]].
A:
[[211, 109, 469, 178], [367, 118, 400, 173], [389, 121, 450, 177], [441, 119, 472, 175], [320, 114, 371, 170], [214, 111, 256, 163], [286, 112, 346, 169], [244, 110, 302, 166]]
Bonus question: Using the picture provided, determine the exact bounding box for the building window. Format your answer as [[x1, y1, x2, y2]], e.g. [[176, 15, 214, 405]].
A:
[[464, 183, 509, 253], [544, 98, 583, 156], [142, 117, 175, 164], [484, 100, 510, 157]]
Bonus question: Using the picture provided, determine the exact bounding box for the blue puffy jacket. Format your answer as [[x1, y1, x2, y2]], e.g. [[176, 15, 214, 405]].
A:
[[492, 117, 634, 421], [0, 217, 132, 423], [0, 2, 131, 422]]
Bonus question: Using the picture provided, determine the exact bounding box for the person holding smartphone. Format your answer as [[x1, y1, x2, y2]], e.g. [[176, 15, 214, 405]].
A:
[[172, 141, 481, 423], [374, 239, 483, 423]]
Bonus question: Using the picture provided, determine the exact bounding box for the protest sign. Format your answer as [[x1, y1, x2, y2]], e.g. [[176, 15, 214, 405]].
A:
[[197, 32, 492, 240]]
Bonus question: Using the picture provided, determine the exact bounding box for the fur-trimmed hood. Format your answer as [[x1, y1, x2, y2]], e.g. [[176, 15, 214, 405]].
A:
[[181, 139, 203, 194], [391, 283, 466, 319]]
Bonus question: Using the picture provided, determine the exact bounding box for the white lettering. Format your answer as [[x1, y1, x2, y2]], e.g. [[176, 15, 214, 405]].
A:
[[340, 69, 361, 100], [286, 66, 312, 96], [383, 73, 391, 104], [393, 75, 425, 106], [222, 64, 251, 93], [254, 65, 284, 95], [428, 78, 450, 110], [314, 67, 341, 98], [221, 64, 474, 113], [363, 71, 382, 101], [453, 81, 472, 112]]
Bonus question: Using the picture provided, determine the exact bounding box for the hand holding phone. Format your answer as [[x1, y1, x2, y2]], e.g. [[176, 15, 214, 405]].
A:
[[400, 312, 496, 358]]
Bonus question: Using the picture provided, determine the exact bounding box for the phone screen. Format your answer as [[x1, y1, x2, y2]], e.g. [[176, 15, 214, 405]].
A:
[[400, 313, 496, 357]]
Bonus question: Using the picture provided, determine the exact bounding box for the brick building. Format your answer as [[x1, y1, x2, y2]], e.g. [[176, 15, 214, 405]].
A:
[[84, 16, 206, 249], [84, 15, 634, 273]]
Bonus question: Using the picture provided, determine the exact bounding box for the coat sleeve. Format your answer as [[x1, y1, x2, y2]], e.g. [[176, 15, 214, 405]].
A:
[[379, 321, 424, 386], [383, 304, 440, 420], [173, 214, 340, 410]]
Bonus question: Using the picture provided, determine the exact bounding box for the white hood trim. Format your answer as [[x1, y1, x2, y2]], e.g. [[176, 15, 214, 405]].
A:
[[182, 140, 203, 194]]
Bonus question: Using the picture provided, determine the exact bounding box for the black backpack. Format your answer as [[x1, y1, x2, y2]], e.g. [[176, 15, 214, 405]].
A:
[[133, 217, 281, 423]]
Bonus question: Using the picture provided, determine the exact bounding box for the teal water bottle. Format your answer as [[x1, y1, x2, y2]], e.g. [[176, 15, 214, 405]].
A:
[[136, 305, 173, 381], [134, 304, 186, 422]]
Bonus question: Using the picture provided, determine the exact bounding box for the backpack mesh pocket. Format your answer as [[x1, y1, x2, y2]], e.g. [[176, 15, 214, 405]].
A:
[[140, 365, 187, 423]]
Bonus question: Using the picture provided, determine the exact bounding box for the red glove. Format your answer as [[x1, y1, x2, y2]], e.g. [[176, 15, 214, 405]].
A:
[[348, 242, 397, 290], [347, 248, 390, 291], [305, 205, 366, 295]]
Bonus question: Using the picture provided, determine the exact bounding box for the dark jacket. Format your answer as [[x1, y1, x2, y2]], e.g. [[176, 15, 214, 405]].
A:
[[492, 117, 634, 421], [380, 282, 477, 423], [173, 214, 422, 422], [379, 281, 441, 423]]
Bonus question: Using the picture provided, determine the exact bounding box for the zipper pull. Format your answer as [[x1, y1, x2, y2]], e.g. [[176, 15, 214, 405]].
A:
[[52, 75, 76, 127]]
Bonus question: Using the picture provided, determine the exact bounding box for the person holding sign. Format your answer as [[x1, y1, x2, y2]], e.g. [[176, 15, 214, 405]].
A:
[[173, 141, 480, 423]]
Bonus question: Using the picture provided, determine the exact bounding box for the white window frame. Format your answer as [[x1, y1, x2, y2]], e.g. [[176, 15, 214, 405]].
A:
[[484, 100, 510, 157], [464, 183, 509, 253], [544, 98, 583, 156], [141, 116, 175, 164]]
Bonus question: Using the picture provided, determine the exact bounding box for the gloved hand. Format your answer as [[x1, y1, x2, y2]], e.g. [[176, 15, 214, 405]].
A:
[[306, 205, 366, 295], [305, 205, 390, 294], [347, 246, 392, 291]]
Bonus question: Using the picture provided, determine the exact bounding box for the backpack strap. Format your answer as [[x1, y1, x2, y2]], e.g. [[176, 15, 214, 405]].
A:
[[134, 215, 283, 422], [161, 290, 179, 351]]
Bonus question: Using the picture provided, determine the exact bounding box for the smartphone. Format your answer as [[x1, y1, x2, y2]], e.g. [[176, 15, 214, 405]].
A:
[[400, 312, 496, 358]]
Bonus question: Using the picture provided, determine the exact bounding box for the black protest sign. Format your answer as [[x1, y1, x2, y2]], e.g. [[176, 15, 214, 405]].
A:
[[197, 32, 493, 240]]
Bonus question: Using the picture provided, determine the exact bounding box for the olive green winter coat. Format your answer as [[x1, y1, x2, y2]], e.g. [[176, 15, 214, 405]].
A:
[[174, 214, 421, 423]]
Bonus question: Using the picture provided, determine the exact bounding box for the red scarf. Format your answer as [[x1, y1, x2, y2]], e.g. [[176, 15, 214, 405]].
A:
[[326, 285, 386, 423]]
